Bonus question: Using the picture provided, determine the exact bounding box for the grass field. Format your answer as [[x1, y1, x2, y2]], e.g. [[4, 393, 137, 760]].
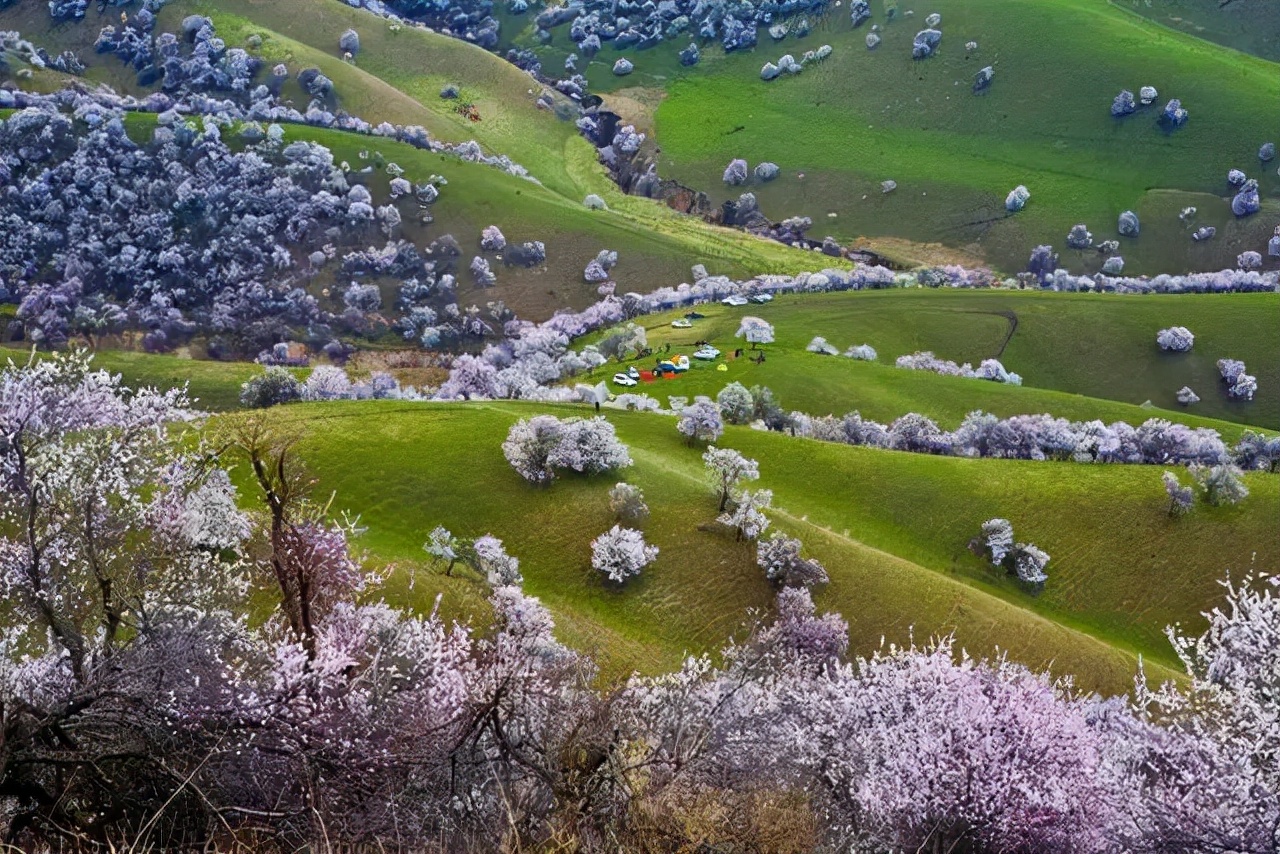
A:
[[222, 399, 1279, 696], [83, 106, 819, 323], [582, 289, 1280, 430], [9, 337, 1259, 693], [1116, 0, 1280, 63], [637, 0, 1280, 275]]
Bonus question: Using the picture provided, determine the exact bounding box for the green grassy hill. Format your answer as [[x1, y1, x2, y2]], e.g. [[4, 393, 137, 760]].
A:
[[21, 343, 1262, 694], [227, 399, 1278, 697], [630, 0, 1280, 275], [3, 0, 1277, 708], [582, 290, 1280, 429]]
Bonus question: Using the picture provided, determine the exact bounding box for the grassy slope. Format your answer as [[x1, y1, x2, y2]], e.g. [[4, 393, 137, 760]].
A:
[[645, 0, 1280, 275], [5, 345, 1272, 692], [0, 344, 271, 411], [1115, 0, 1280, 63], [584, 290, 1280, 430], [239, 400, 1279, 696]]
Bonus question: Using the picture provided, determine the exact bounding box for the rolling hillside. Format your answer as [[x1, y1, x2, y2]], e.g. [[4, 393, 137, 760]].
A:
[[224, 399, 1279, 696], [582, 289, 1280, 429], [642, 0, 1280, 275]]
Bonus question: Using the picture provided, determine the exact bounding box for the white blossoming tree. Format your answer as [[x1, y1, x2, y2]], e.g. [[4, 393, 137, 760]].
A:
[[718, 488, 773, 542], [591, 525, 658, 583]]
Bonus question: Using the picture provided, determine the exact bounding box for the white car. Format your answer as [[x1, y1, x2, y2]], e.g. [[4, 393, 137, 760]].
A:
[[693, 346, 721, 360], [749, 293, 774, 303], [612, 372, 638, 387], [671, 318, 693, 328], [627, 366, 640, 378], [720, 295, 749, 306]]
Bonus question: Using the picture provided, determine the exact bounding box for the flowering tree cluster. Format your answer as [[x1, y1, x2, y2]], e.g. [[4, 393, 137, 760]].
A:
[[715, 381, 756, 424], [677, 397, 725, 444], [95, 13, 260, 97], [757, 532, 829, 587], [503, 414, 632, 484], [895, 351, 1022, 384], [5, 8, 538, 182], [590, 524, 658, 583], [616, 582, 1280, 852], [978, 518, 1050, 584], [608, 481, 649, 522], [1218, 358, 1258, 401], [422, 526, 523, 584], [0, 28, 84, 74], [1191, 463, 1250, 506], [1138, 572, 1280, 800], [787, 408, 1259, 469], [1156, 325, 1195, 352], [240, 364, 412, 407], [0, 102, 467, 354], [532, 0, 831, 58], [1233, 429, 1280, 472], [2, 356, 1278, 850], [435, 260, 1276, 403]]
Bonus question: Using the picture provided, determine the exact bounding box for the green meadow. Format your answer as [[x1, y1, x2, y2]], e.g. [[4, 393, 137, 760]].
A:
[[582, 289, 1280, 430], [643, 0, 1280, 274], [224, 399, 1278, 696]]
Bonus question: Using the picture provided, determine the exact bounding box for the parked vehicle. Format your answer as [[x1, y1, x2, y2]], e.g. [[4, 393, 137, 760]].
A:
[[720, 295, 749, 306], [693, 346, 721, 360], [613, 372, 638, 387], [671, 318, 693, 328]]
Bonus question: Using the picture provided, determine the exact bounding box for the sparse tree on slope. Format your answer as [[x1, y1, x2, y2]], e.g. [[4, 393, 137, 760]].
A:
[[591, 525, 659, 583], [503, 415, 566, 484], [757, 532, 829, 587], [703, 446, 760, 511], [473, 534, 524, 586], [609, 482, 649, 522], [424, 524, 463, 573], [719, 489, 773, 542], [678, 397, 725, 444], [735, 316, 775, 349], [1162, 471, 1195, 516]]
